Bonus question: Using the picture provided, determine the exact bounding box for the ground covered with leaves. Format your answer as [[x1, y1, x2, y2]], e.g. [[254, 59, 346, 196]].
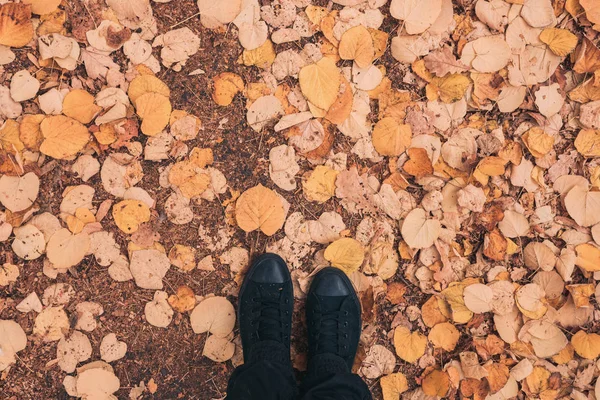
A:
[[1, 0, 600, 398]]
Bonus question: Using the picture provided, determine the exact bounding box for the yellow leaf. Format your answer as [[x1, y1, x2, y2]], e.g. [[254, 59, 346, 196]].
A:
[[135, 92, 172, 137], [112, 200, 151, 234], [539, 28, 578, 57], [476, 156, 507, 176], [167, 285, 196, 312], [569, 78, 600, 103], [305, 5, 328, 26], [38, 9, 66, 36], [393, 326, 427, 363], [380, 373, 409, 400], [168, 160, 211, 199], [575, 129, 600, 157], [324, 238, 364, 275], [566, 284, 595, 307], [338, 25, 375, 69], [235, 184, 285, 236], [94, 124, 117, 145], [40, 115, 90, 159], [379, 372, 408, 400], [302, 165, 339, 203], [441, 283, 473, 324], [369, 28, 389, 59], [168, 244, 196, 272], [62, 90, 102, 124], [212, 72, 244, 106], [485, 363, 509, 394], [241, 39, 276, 68], [19, 114, 45, 151], [522, 127, 555, 158], [128, 74, 170, 103], [575, 243, 600, 272], [372, 117, 412, 156], [422, 296, 450, 328], [299, 57, 341, 111], [552, 343, 574, 364], [0, 119, 24, 155], [426, 73, 470, 103], [428, 322, 460, 351], [422, 369, 450, 397], [571, 330, 600, 359], [0, 3, 33, 48], [403, 148, 433, 178], [22, 0, 61, 15]]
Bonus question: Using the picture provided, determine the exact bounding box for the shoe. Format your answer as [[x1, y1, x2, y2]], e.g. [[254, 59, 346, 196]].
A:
[[306, 267, 361, 370], [238, 253, 293, 363]]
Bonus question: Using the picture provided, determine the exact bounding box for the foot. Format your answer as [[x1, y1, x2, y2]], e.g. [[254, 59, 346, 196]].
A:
[[306, 267, 361, 370], [238, 253, 293, 363]]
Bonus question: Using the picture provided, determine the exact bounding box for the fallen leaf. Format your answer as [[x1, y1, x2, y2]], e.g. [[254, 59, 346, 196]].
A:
[[401, 208, 441, 249], [422, 369, 450, 397], [564, 185, 600, 227], [299, 57, 341, 111], [372, 117, 412, 156], [0, 4, 33, 48], [235, 184, 285, 236], [390, 0, 443, 34], [112, 200, 151, 234], [212, 72, 244, 106], [380, 373, 409, 400], [324, 238, 365, 275], [0, 172, 39, 212], [428, 322, 460, 351], [539, 28, 578, 57], [167, 285, 196, 312], [135, 92, 171, 136], [190, 296, 235, 337], [574, 129, 600, 157], [302, 165, 339, 203], [393, 326, 427, 363], [575, 243, 600, 272], [40, 115, 90, 159], [571, 330, 600, 359], [338, 25, 375, 69]]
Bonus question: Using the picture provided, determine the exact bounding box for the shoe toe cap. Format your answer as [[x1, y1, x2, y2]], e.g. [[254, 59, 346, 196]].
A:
[[313, 268, 352, 296], [249, 253, 290, 284]]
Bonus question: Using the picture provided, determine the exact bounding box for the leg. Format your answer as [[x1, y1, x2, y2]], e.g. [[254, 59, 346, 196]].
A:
[[301, 268, 372, 400], [226, 356, 298, 400], [226, 253, 298, 400]]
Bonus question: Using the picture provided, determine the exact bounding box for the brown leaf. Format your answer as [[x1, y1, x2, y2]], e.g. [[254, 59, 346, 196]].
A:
[[424, 47, 468, 77], [483, 229, 507, 261], [403, 148, 433, 177], [574, 38, 600, 74]]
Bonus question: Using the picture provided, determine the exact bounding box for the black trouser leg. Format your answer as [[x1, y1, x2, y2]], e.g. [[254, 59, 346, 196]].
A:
[[300, 354, 372, 400], [225, 342, 299, 400]]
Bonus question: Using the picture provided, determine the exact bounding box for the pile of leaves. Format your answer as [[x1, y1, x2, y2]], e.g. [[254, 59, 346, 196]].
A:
[[1, 0, 600, 398]]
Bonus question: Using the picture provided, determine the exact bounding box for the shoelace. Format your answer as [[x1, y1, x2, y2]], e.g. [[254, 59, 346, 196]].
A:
[[251, 296, 287, 342], [314, 309, 349, 354]]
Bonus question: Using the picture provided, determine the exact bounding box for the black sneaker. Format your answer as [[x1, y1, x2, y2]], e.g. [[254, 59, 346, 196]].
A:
[[238, 253, 293, 363], [306, 267, 361, 370]]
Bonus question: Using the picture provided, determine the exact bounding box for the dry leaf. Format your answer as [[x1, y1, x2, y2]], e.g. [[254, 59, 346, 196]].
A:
[[372, 117, 412, 156], [422, 369, 450, 397], [393, 326, 427, 363], [135, 92, 171, 136], [212, 72, 244, 106], [302, 165, 339, 203], [539, 28, 578, 57], [390, 0, 443, 34], [112, 200, 151, 234], [571, 331, 600, 359], [401, 208, 441, 249], [40, 116, 90, 160], [338, 25, 375, 69], [190, 296, 235, 337], [575, 243, 600, 272], [324, 238, 365, 275], [380, 373, 409, 400], [0, 4, 33, 48], [574, 129, 600, 157], [428, 322, 460, 351], [299, 57, 341, 111], [564, 185, 600, 227], [235, 184, 285, 236]]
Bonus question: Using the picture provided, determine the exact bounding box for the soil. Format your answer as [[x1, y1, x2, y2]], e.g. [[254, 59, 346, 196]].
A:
[[0, 1, 439, 399]]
